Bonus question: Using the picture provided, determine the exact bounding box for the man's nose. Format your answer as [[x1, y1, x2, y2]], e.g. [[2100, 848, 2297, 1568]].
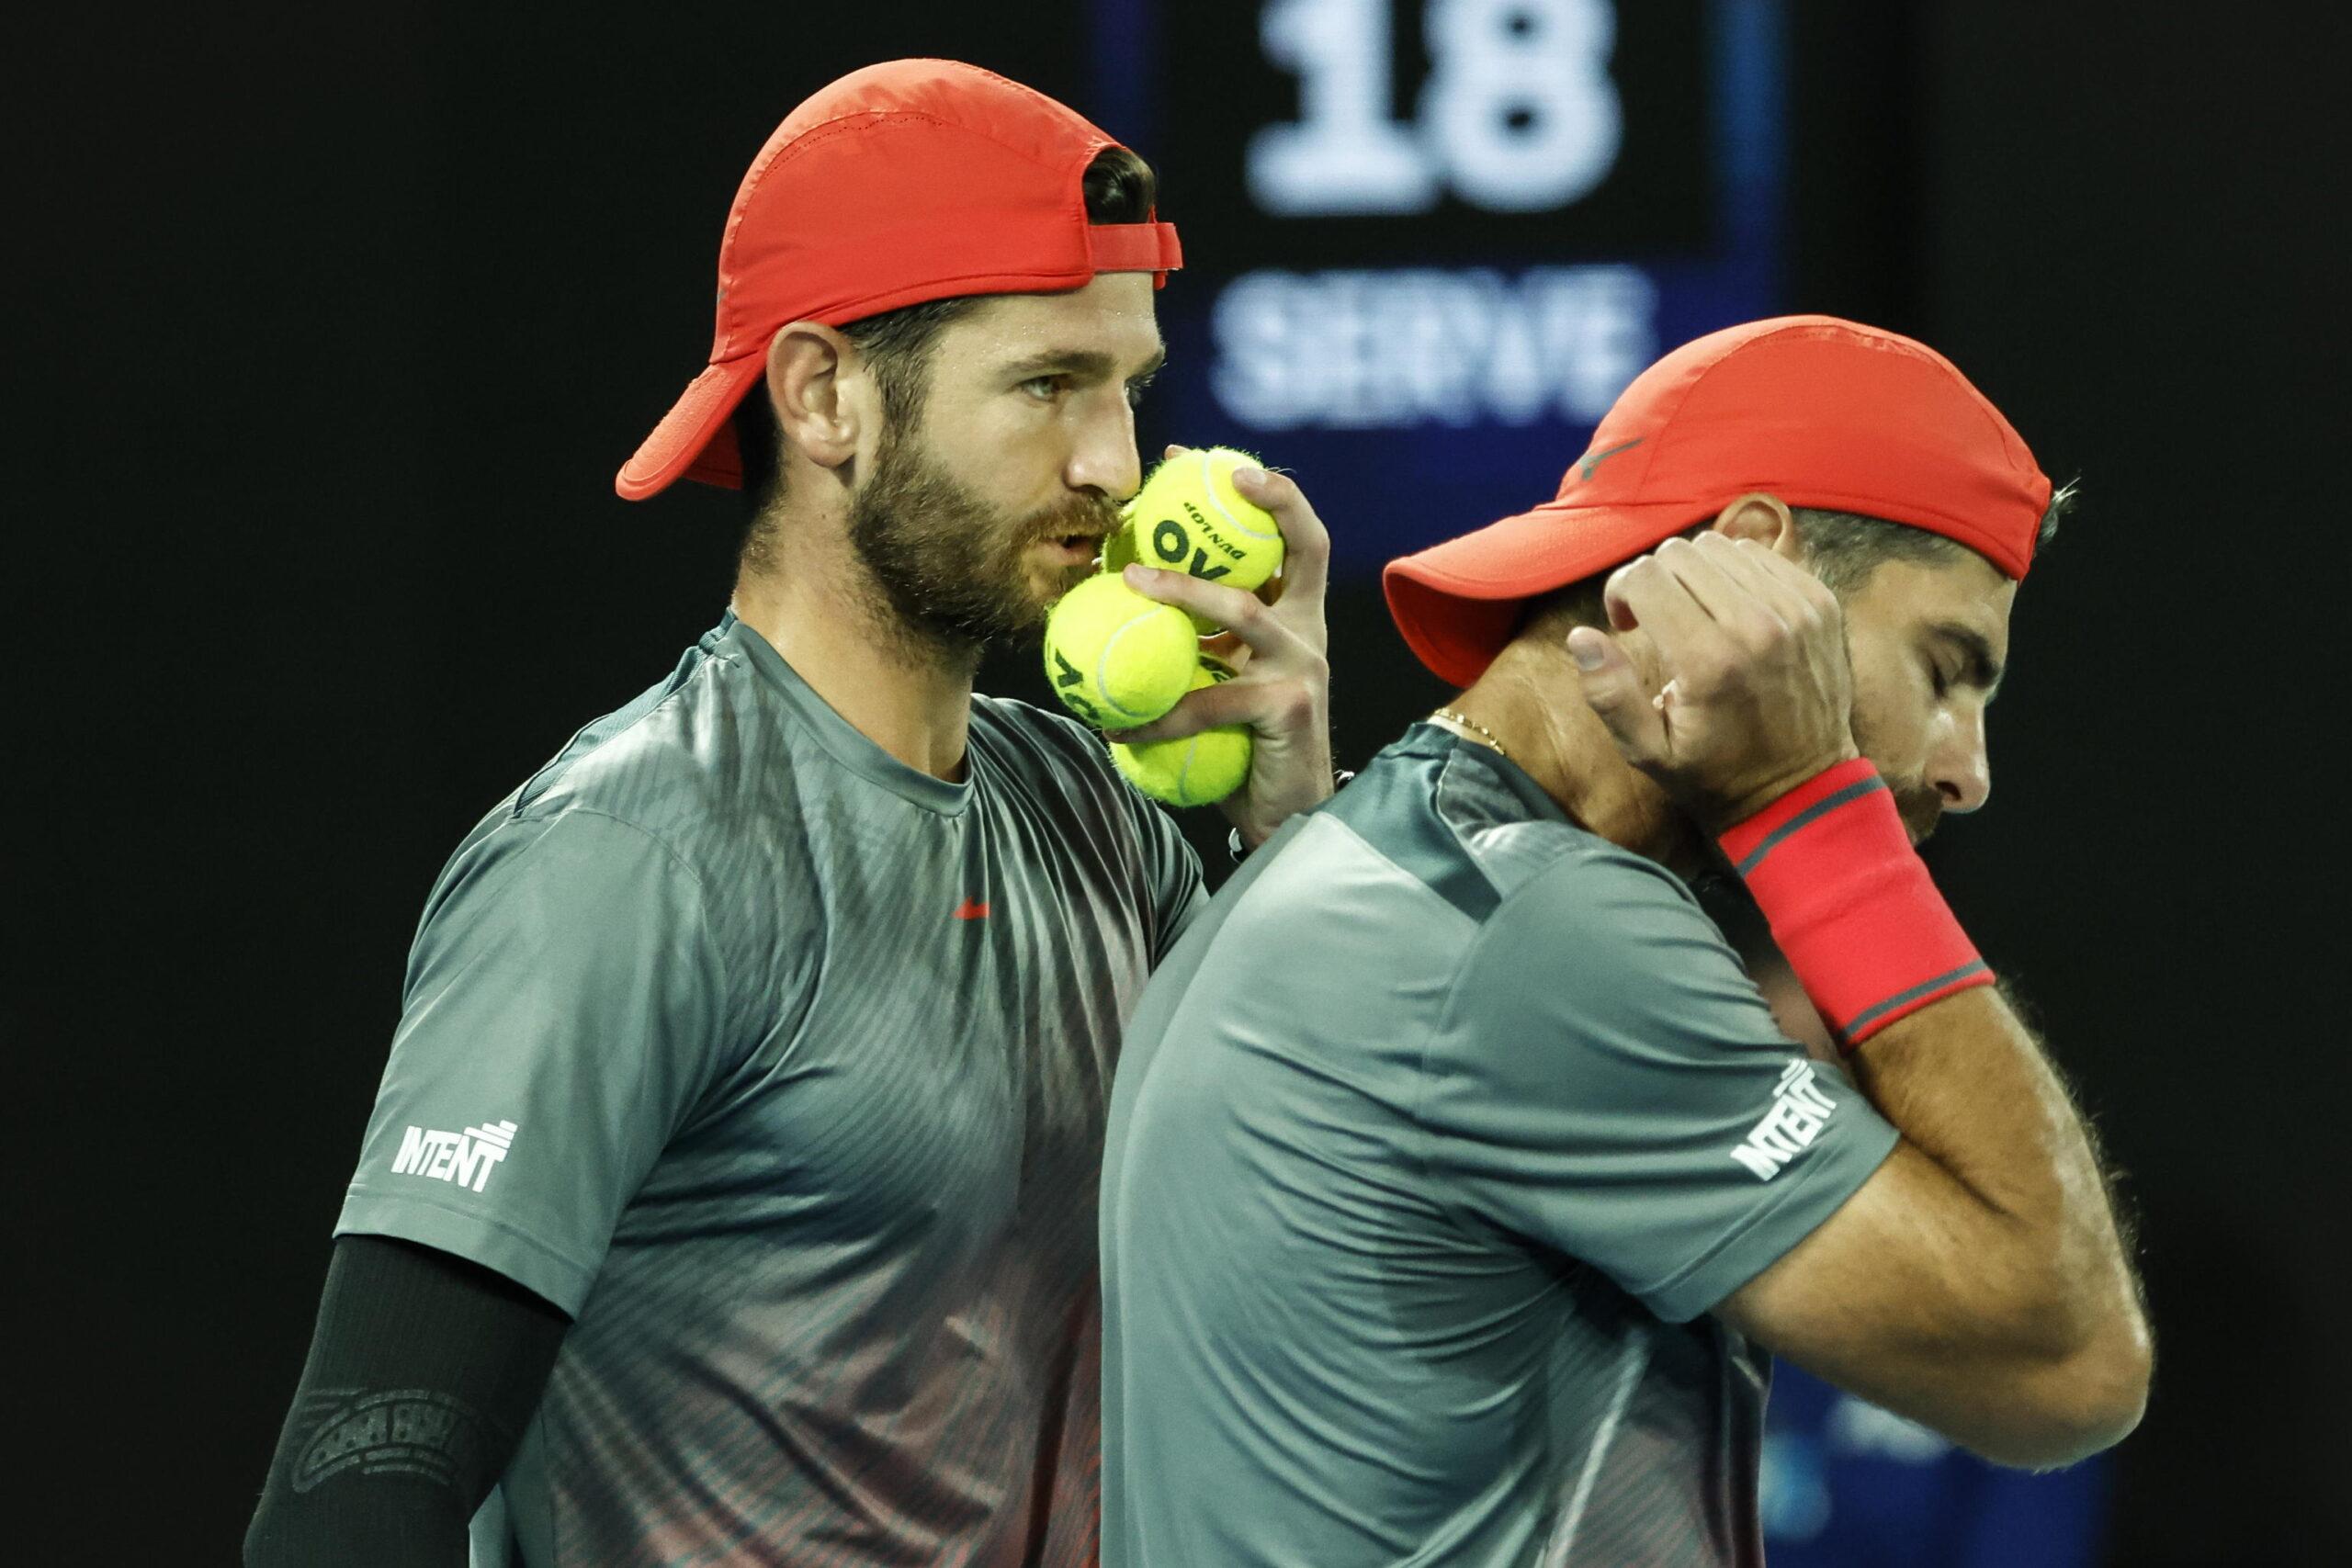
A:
[[1932, 705, 1993, 814], [1068, 398, 1142, 503]]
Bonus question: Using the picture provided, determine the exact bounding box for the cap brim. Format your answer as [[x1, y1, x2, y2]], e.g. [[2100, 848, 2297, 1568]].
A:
[[1383, 497, 1713, 688], [616, 355, 767, 502]]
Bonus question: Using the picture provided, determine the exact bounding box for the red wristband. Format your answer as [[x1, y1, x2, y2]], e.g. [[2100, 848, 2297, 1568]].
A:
[[1717, 759, 1993, 1048]]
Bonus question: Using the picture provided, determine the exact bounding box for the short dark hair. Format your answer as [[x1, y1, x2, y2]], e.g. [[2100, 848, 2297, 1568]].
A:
[[731, 146, 1160, 568], [1517, 481, 2079, 640], [1791, 479, 2075, 596]]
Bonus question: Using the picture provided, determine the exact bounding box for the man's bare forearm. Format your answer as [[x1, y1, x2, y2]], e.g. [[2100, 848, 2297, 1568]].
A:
[[1723, 958, 2153, 1467], [1847, 985, 2152, 1450]]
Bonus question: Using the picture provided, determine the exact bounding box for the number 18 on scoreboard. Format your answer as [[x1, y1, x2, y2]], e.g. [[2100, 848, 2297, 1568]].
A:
[[1092, 0, 1785, 560], [1250, 0, 1623, 216]]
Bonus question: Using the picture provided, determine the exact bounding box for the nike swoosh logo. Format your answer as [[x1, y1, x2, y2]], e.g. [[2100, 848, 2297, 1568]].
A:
[[1579, 436, 1645, 480], [954, 899, 991, 920]]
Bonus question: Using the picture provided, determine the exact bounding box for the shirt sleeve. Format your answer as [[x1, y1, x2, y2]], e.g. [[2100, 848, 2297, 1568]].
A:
[[1114, 772, 1209, 964], [334, 807, 732, 1315], [1418, 844, 1899, 1324]]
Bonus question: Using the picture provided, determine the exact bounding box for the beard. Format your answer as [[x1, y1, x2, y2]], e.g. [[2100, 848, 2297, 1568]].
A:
[[1850, 699, 1948, 845], [1889, 777, 1945, 845], [846, 420, 1122, 661]]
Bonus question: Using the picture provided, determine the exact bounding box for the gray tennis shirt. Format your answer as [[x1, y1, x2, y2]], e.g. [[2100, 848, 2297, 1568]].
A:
[[335, 611, 1204, 1568], [1102, 725, 1898, 1568]]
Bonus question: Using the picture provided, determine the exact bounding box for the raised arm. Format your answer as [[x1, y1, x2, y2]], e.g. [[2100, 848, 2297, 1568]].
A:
[[1714, 982, 2148, 1465], [1570, 531, 2151, 1467], [244, 1236, 568, 1566]]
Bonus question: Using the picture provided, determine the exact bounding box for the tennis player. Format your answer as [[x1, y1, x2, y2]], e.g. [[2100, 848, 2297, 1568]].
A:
[[244, 60, 1333, 1567], [1102, 316, 2151, 1567]]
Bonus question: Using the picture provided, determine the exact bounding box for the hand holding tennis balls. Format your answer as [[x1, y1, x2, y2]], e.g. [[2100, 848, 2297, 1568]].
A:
[[1057, 444, 1336, 829], [1047, 446, 1286, 742]]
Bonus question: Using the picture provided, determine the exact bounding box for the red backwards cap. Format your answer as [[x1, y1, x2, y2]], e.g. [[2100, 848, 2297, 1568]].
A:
[[1384, 315, 2052, 687], [617, 60, 1182, 502]]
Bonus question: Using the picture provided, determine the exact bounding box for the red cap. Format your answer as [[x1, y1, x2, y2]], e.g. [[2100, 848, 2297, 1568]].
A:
[[617, 60, 1182, 501], [1384, 314, 2052, 687]]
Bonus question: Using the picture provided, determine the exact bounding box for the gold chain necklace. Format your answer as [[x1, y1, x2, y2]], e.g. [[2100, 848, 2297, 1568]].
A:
[[1430, 707, 1508, 759]]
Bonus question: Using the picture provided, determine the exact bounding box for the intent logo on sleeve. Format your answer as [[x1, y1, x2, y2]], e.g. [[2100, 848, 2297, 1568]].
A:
[[1729, 1063, 1839, 1181], [390, 1119, 518, 1194]]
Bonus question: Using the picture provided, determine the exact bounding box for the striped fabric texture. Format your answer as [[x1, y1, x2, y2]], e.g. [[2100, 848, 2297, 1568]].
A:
[[1102, 726, 1900, 1568], [337, 613, 1204, 1567]]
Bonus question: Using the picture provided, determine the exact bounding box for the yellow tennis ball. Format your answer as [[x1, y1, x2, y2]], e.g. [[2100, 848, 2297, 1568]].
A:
[[1112, 661, 1252, 807], [1122, 446, 1285, 631], [1099, 519, 1139, 575], [1042, 574, 1199, 728]]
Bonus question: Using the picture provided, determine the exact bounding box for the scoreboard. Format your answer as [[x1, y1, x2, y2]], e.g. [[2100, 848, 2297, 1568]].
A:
[[1085, 0, 1786, 571]]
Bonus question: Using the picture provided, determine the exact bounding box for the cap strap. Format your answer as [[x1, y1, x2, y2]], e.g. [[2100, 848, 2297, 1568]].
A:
[[1088, 220, 1183, 284]]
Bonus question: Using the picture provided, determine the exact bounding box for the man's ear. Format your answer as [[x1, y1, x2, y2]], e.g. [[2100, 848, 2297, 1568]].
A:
[[1710, 491, 1802, 560], [764, 321, 863, 471]]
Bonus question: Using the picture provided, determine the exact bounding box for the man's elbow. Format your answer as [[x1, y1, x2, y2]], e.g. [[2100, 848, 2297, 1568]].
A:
[[1969, 1315, 2154, 1469]]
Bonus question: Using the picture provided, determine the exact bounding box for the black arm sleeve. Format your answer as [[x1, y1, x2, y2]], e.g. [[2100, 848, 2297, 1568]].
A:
[[243, 1235, 570, 1568]]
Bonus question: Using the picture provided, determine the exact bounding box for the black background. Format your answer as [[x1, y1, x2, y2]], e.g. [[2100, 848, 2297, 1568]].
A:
[[17, 3, 2347, 1562]]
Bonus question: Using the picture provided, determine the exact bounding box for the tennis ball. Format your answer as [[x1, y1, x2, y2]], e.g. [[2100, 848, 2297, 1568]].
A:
[[1099, 519, 1139, 575], [1042, 573, 1199, 728], [1122, 446, 1284, 631], [1112, 660, 1252, 807]]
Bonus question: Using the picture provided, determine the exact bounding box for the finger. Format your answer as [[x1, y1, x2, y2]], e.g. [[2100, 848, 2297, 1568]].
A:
[[1163, 443, 1192, 461], [1695, 531, 1813, 623], [1689, 536, 1849, 687], [1200, 628, 1250, 670], [1601, 551, 1718, 658], [1650, 535, 1758, 624], [1655, 535, 1790, 649], [1566, 626, 1670, 767], [1233, 465, 1331, 611], [1121, 565, 1288, 655], [1105, 673, 1279, 743]]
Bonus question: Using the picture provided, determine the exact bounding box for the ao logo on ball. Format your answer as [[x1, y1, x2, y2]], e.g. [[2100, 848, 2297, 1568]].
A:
[[1122, 447, 1285, 592], [1147, 502, 1242, 581]]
